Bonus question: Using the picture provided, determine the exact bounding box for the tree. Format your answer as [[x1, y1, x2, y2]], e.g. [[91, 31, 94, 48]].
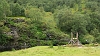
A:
[[0, 0, 11, 19], [54, 8, 89, 35], [10, 3, 25, 16], [25, 8, 44, 23], [0, 5, 4, 19], [86, 1, 98, 11]]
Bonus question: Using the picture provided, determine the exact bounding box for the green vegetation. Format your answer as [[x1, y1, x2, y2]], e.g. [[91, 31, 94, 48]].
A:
[[0, 46, 100, 56], [0, 0, 100, 51]]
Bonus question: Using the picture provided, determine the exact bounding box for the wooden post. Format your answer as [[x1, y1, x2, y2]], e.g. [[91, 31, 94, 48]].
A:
[[76, 32, 78, 45], [71, 32, 73, 45], [76, 32, 78, 39]]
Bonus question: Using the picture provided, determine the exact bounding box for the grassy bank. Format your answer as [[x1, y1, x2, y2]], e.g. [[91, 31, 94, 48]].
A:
[[0, 46, 100, 56]]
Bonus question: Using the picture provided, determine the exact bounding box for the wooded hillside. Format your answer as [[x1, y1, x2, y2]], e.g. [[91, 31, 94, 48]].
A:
[[0, 0, 100, 51]]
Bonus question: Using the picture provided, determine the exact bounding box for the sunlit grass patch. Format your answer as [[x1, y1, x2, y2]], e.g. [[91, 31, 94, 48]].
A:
[[0, 46, 100, 56]]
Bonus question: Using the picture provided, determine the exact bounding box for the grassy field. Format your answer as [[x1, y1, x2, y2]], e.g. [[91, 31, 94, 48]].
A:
[[0, 46, 100, 56]]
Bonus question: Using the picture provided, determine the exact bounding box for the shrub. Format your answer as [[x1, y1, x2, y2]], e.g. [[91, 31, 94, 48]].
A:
[[81, 34, 95, 44]]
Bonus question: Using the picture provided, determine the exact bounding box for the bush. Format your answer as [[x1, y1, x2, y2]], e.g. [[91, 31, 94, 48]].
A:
[[1, 26, 10, 32], [96, 35, 100, 43], [0, 34, 11, 45], [47, 41, 53, 48], [29, 39, 37, 47], [81, 34, 95, 44]]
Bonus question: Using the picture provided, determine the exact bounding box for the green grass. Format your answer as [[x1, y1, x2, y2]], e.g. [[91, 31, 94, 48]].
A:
[[0, 46, 100, 56]]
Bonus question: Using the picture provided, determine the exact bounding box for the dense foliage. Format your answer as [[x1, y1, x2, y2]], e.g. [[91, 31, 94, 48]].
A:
[[0, 0, 100, 50]]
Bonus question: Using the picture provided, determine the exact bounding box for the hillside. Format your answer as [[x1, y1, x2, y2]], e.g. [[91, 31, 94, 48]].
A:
[[0, 0, 100, 51]]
